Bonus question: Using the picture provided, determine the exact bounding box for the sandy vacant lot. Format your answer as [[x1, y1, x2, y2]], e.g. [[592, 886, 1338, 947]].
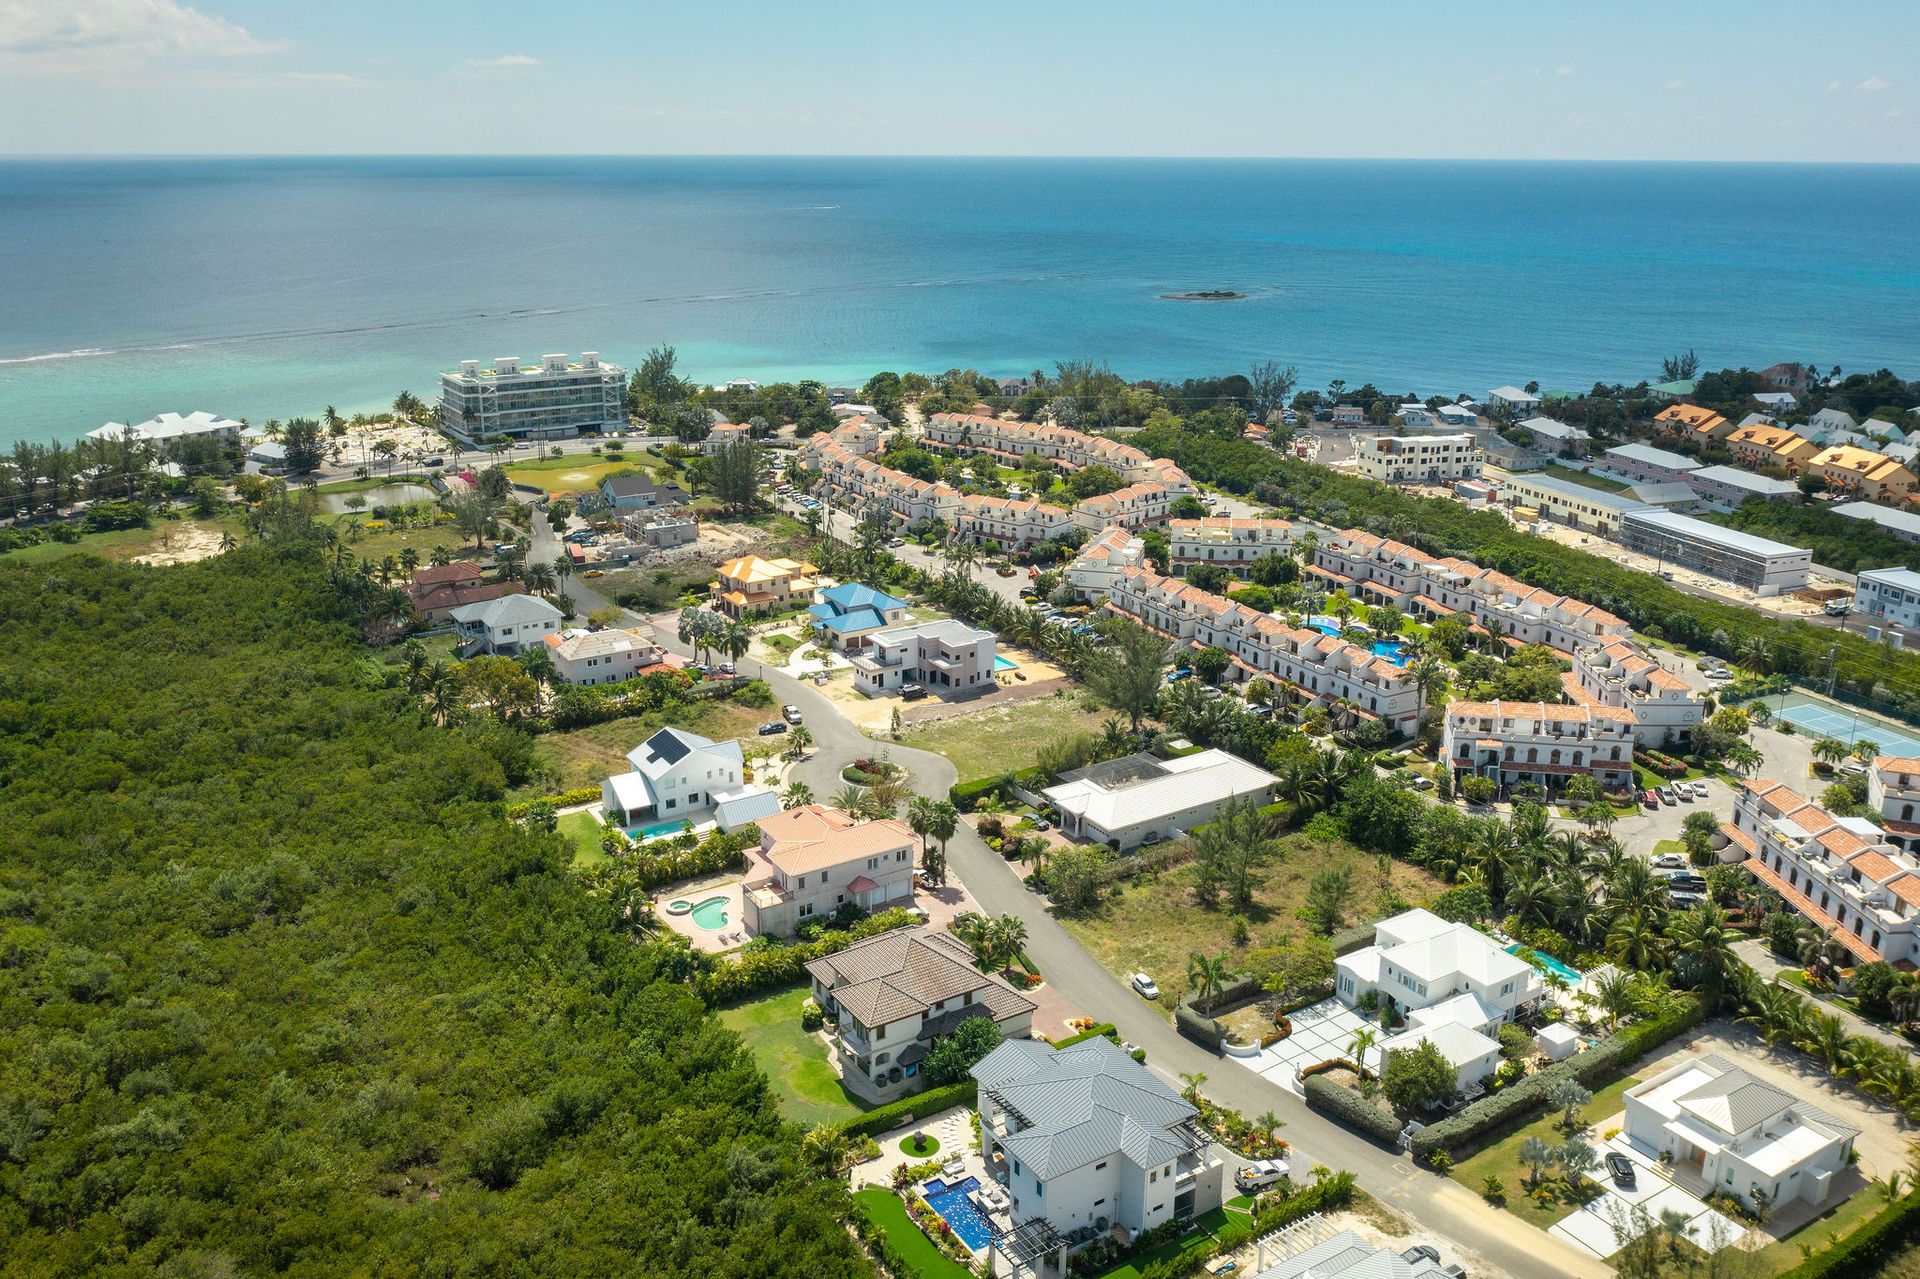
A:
[[133, 524, 227, 566]]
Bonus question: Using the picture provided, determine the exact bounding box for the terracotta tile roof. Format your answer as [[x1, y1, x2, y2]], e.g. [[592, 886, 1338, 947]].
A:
[[1720, 823, 1757, 856], [1741, 858, 1882, 964]]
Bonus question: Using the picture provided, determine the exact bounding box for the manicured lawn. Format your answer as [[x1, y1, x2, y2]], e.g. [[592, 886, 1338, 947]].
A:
[[1090, 1216, 1221, 1279], [1651, 839, 1688, 858], [721, 986, 874, 1129], [505, 458, 651, 495], [559, 810, 609, 869], [1740, 1188, 1903, 1276], [1449, 1071, 1643, 1231], [899, 1134, 941, 1157], [1225, 1194, 1256, 1214], [851, 1187, 974, 1279], [1061, 834, 1448, 1006], [529, 700, 775, 793], [1544, 463, 1631, 494], [313, 473, 432, 494], [897, 693, 1115, 781]]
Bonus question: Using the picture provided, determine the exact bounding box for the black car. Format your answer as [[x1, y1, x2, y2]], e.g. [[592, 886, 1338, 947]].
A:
[[757, 721, 789, 736], [1606, 1152, 1636, 1188]]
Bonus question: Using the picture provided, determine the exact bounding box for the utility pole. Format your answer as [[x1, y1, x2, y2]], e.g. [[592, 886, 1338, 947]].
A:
[[1825, 643, 1840, 698]]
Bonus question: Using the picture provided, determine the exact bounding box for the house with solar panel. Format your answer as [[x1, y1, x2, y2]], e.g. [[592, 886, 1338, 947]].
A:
[[808, 581, 913, 653], [1622, 1055, 1858, 1211], [598, 727, 780, 835], [972, 1036, 1227, 1272]]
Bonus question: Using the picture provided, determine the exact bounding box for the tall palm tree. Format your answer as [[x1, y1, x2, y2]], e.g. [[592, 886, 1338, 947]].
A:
[[782, 781, 814, 809], [1737, 982, 1807, 1051], [1606, 911, 1664, 970], [830, 784, 867, 813], [1851, 739, 1882, 765], [524, 562, 556, 594], [1591, 968, 1636, 1031], [1668, 901, 1741, 1009], [720, 619, 753, 674], [1811, 737, 1851, 770], [988, 915, 1029, 975], [1186, 950, 1233, 1014], [1348, 1026, 1378, 1072], [907, 796, 938, 859], [1724, 743, 1765, 779]]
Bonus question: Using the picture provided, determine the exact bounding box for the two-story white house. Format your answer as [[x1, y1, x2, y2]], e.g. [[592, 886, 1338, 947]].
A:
[[599, 728, 781, 834], [1336, 909, 1544, 1093], [974, 1036, 1227, 1267], [742, 805, 916, 937], [849, 618, 997, 697], [541, 626, 684, 685], [805, 927, 1035, 1102], [450, 593, 564, 656], [1623, 1054, 1858, 1212], [1572, 638, 1706, 748]]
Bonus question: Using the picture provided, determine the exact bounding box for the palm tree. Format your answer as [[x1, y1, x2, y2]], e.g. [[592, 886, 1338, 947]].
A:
[[789, 724, 814, 759], [550, 556, 574, 589], [926, 800, 959, 870], [1606, 911, 1664, 971], [1186, 950, 1233, 1015], [782, 781, 814, 809], [524, 561, 556, 594], [988, 915, 1029, 974], [1852, 739, 1882, 765], [1811, 737, 1851, 770], [907, 795, 938, 859], [830, 784, 867, 813], [1668, 901, 1741, 1009], [800, 1123, 853, 1175], [1348, 1026, 1378, 1071], [950, 912, 992, 967], [1724, 743, 1765, 779], [1738, 982, 1807, 1051], [1591, 968, 1636, 1031], [1518, 1136, 1555, 1191], [1796, 1011, 1852, 1076], [720, 619, 753, 674]]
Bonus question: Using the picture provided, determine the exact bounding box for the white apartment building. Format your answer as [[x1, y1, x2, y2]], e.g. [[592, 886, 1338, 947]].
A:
[[1354, 434, 1482, 484], [741, 805, 916, 937], [1728, 779, 1920, 968], [1487, 386, 1543, 415], [922, 412, 1191, 489], [956, 494, 1073, 547], [1618, 510, 1812, 596], [1500, 473, 1652, 535], [1104, 567, 1422, 735], [1853, 566, 1920, 632], [974, 1036, 1227, 1262], [1067, 524, 1146, 600], [1336, 908, 1543, 1093], [1442, 700, 1637, 795], [1071, 480, 1183, 532], [1166, 517, 1297, 575], [438, 352, 627, 443], [850, 618, 997, 697], [806, 928, 1035, 1103], [540, 625, 680, 685], [1867, 755, 1920, 854], [1624, 1055, 1857, 1212], [1598, 443, 1702, 487], [1571, 638, 1706, 748]]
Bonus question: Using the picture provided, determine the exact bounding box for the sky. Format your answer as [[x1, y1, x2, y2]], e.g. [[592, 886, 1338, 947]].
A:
[[1, 0, 1914, 161]]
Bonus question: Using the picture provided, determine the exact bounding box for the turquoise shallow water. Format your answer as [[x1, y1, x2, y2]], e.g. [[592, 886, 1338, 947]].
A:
[[3, 156, 1916, 445]]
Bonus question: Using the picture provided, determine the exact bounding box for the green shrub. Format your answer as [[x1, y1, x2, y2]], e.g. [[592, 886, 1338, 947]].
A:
[[698, 908, 920, 1006], [1174, 1003, 1224, 1050], [1328, 922, 1376, 956], [1776, 1191, 1920, 1278], [504, 787, 600, 818], [1303, 1076, 1402, 1145], [949, 775, 1009, 811], [1048, 1023, 1118, 1049], [841, 1081, 977, 1139]]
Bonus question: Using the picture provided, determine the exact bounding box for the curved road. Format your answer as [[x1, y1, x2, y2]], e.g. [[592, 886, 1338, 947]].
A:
[[525, 504, 1603, 1279]]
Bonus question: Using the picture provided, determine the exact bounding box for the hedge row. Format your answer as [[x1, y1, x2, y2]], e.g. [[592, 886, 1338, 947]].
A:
[[1048, 1022, 1118, 1049], [1303, 1076, 1403, 1147], [1174, 1003, 1223, 1050], [1329, 922, 1377, 957], [1408, 995, 1708, 1162], [842, 1081, 978, 1140], [948, 765, 1047, 811], [505, 787, 601, 818], [1776, 1191, 1920, 1279]]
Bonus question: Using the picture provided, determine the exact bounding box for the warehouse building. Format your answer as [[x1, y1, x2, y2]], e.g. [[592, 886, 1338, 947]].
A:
[[1618, 509, 1812, 596]]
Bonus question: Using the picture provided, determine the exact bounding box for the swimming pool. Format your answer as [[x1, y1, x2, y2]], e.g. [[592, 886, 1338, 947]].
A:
[[687, 895, 730, 930], [993, 655, 1019, 671], [1766, 692, 1920, 758], [922, 1176, 996, 1249], [631, 817, 691, 840], [1507, 943, 1582, 985], [1370, 640, 1410, 667]]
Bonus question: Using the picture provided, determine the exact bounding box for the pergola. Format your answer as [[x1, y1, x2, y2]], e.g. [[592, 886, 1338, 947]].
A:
[[990, 1218, 1068, 1279]]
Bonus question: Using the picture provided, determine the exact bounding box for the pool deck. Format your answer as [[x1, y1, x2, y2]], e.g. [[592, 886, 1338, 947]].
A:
[[653, 874, 747, 953]]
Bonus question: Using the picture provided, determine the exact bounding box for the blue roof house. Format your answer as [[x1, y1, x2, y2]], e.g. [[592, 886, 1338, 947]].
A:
[[809, 582, 912, 652]]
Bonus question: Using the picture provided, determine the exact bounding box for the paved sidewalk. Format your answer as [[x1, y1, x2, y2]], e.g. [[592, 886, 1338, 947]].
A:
[[1734, 939, 1913, 1052]]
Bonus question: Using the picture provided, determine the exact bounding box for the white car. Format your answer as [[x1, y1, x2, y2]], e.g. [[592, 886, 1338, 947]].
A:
[[1235, 1159, 1290, 1192], [1130, 972, 1160, 1000], [1651, 853, 1688, 870], [1704, 669, 1734, 682]]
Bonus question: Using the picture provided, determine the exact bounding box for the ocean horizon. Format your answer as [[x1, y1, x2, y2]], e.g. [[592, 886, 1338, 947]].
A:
[[3, 155, 1917, 448]]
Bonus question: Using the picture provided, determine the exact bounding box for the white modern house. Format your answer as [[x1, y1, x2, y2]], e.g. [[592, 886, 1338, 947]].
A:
[[1353, 434, 1482, 484], [1249, 1231, 1454, 1279], [87, 410, 242, 445], [849, 618, 997, 697], [450, 593, 563, 656], [974, 1036, 1227, 1268], [599, 727, 781, 833], [1487, 386, 1543, 415], [1622, 1055, 1858, 1212], [741, 805, 916, 937], [805, 927, 1035, 1103], [1043, 750, 1278, 852], [1853, 566, 1920, 632], [541, 626, 682, 685], [1336, 909, 1544, 1094]]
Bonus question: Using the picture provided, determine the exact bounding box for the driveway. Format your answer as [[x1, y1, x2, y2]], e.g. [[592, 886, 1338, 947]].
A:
[[1550, 1135, 1746, 1260], [1241, 1000, 1372, 1097]]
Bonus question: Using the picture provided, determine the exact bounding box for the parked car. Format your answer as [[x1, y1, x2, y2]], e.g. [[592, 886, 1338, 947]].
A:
[[1166, 668, 1193, 683], [1651, 853, 1688, 870], [1704, 668, 1734, 682], [1606, 1152, 1637, 1188], [422, 455, 444, 467], [1234, 1159, 1289, 1193], [900, 683, 927, 701], [1028, 818, 1052, 832], [1687, 780, 1711, 799], [716, 662, 736, 676], [1130, 972, 1160, 1000], [1657, 786, 1678, 805], [1825, 598, 1852, 617], [1411, 775, 1434, 791], [781, 705, 803, 724], [888, 537, 905, 548], [1642, 790, 1660, 809], [757, 721, 789, 736]]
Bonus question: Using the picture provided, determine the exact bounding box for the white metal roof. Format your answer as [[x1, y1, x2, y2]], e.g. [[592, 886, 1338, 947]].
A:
[[1043, 749, 1276, 833], [1621, 508, 1811, 559]]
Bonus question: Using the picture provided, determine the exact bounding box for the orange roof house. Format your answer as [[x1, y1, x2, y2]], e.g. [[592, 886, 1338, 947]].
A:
[[711, 553, 819, 618], [1655, 403, 1732, 440]]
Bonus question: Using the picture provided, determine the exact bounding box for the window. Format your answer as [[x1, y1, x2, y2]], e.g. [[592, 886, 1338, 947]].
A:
[[1095, 1161, 1107, 1171]]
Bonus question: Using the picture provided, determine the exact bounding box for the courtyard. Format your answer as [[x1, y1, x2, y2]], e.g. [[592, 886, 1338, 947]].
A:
[[1238, 999, 1373, 1096]]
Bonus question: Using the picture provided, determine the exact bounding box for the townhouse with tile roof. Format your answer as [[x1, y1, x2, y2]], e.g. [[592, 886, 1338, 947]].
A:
[[1441, 700, 1637, 796], [1807, 445, 1916, 502], [1727, 779, 1920, 970], [741, 805, 916, 938], [1654, 402, 1734, 442], [1723, 421, 1819, 474], [1569, 637, 1706, 747], [1066, 524, 1147, 599], [1165, 516, 1297, 575], [805, 927, 1035, 1102], [1103, 566, 1422, 735], [1867, 755, 1920, 855], [922, 412, 1192, 489]]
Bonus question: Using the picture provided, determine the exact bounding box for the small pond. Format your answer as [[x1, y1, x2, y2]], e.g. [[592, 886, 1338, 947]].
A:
[[318, 482, 438, 514]]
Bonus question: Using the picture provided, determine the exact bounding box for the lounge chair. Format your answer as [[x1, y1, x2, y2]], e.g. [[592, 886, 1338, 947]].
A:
[[943, 1159, 965, 1179]]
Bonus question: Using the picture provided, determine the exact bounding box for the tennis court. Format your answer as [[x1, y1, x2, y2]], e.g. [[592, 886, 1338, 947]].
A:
[[1768, 692, 1920, 757]]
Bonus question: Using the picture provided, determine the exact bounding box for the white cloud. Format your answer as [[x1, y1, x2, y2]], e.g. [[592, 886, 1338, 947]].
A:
[[1666, 79, 1686, 91], [1856, 75, 1891, 92], [465, 54, 540, 68], [1827, 80, 1843, 93], [1889, 108, 1906, 120], [0, 0, 279, 66], [1556, 63, 1575, 77]]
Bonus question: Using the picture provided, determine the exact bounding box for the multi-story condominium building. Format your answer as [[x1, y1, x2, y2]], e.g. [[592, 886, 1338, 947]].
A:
[[438, 352, 627, 443], [1067, 524, 1146, 599], [600, 727, 781, 833], [1687, 465, 1802, 512], [1336, 908, 1543, 1092], [1311, 530, 1632, 655], [1654, 402, 1733, 441], [807, 436, 965, 526], [1103, 567, 1422, 735], [450, 593, 563, 656], [1354, 433, 1483, 484], [741, 805, 916, 937], [806, 927, 1035, 1102], [1624, 1055, 1858, 1212], [1441, 700, 1637, 795], [1486, 386, 1543, 415], [1042, 750, 1278, 851], [1070, 480, 1179, 533], [1727, 779, 1920, 968], [540, 625, 683, 686], [1618, 509, 1812, 596], [922, 412, 1191, 489], [711, 553, 819, 618], [1517, 416, 1590, 457], [974, 1036, 1227, 1262], [955, 494, 1073, 547], [849, 618, 997, 697], [1867, 755, 1920, 854], [87, 410, 241, 446], [1724, 422, 1818, 473], [1165, 517, 1297, 575], [1570, 638, 1706, 748], [1597, 443, 1701, 486], [1500, 473, 1656, 535], [1808, 445, 1917, 502], [1854, 567, 1920, 632]]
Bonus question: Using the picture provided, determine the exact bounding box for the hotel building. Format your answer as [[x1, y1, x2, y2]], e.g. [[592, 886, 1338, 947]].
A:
[[438, 352, 628, 443]]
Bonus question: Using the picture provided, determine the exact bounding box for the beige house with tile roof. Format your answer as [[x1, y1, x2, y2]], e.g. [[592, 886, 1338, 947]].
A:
[[805, 927, 1036, 1101], [1571, 637, 1706, 748], [1166, 516, 1297, 574], [742, 806, 916, 937], [1441, 699, 1637, 796], [711, 553, 819, 618]]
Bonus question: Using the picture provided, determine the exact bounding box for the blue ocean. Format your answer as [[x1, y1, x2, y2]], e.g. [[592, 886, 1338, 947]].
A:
[[2, 156, 1916, 446]]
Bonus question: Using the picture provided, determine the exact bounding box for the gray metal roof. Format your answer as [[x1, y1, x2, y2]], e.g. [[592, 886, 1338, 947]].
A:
[[1834, 500, 1920, 536], [1605, 442, 1700, 472], [973, 1037, 1198, 1179], [1253, 1230, 1441, 1279], [450, 593, 563, 628], [1621, 508, 1810, 559], [1689, 465, 1800, 497], [1512, 474, 1656, 513]]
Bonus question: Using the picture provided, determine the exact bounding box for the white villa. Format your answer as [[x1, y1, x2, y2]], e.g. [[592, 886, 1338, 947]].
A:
[[1336, 909, 1544, 1093], [450, 593, 563, 656], [741, 805, 916, 937], [540, 625, 682, 685], [1043, 750, 1278, 852], [975, 1036, 1227, 1270], [87, 410, 242, 445], [850, 618, 998, 697], [1623, 1055, 1858, 1212], [1353, 434, 1482, 485], [599, 727, 781, 833]]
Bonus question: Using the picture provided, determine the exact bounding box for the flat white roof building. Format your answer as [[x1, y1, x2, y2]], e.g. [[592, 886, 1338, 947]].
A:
[[1044, 749, 1277, 851], [88, 410, 241, 444], [1854, 566, 1920, 634], [439, 351, 627, 443], [1354, 433, 1482, 485], [1618, 509, 1812, 596], [1688, 465, 1803, 512]]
